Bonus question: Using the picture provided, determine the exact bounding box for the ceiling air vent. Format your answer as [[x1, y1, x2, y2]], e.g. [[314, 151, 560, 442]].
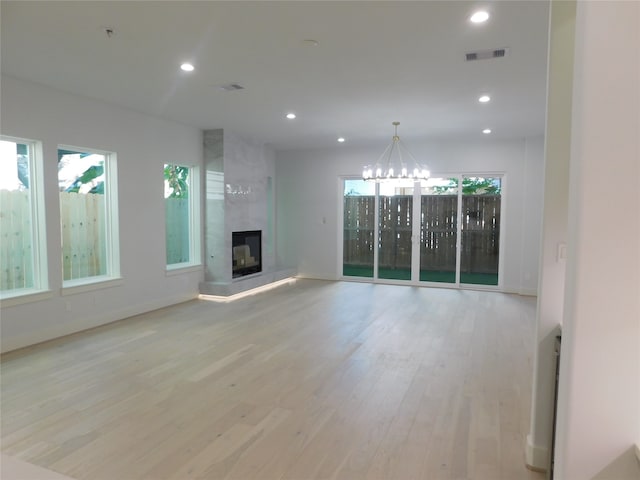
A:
[[218, 83, 245, 91], [465, 48, 509, 62]]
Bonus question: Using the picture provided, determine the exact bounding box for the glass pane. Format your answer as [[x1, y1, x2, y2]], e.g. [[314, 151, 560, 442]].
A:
[[58, 149, 107, 281], [460, 177, 501, 285], [0, 140, 35, 291], [165, 164, 191, 265], [378, 181, 413, 281], [343, 179, 375, 277], [420, 178, 458, 283]]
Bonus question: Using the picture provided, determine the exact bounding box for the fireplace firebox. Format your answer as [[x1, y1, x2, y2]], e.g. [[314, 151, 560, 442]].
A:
[[232, 230, 262, 278]]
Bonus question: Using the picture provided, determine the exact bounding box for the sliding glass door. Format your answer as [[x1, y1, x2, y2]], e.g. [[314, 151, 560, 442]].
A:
[[460, 176, 501, 285], [419, 178, 458, 284], [343, 179, 375, 278], [342, 175, 502, 288], [378, 181, 413, 281]]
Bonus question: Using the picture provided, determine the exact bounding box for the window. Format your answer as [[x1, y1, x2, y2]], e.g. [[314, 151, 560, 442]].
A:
[[0, 137, 47, 297], [58, 146, 119, 284], [164, 163, 200, 268]]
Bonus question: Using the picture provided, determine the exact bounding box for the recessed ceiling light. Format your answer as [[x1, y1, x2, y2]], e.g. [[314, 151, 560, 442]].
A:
[[478, 95, 491, 103], [470, 10, 490, 23], [180, 63, 195, 72], [337, 137, 345, 143], [286, 113, 296, 120], [482, 128, 492, 134]]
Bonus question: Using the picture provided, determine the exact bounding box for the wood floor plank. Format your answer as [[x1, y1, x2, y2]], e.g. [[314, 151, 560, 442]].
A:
[[1, 279, 544, 480]]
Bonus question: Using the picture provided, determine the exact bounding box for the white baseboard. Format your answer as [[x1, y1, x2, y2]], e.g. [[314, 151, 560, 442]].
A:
[[519, 287, 538, 296], [525, 433, 549, 472]]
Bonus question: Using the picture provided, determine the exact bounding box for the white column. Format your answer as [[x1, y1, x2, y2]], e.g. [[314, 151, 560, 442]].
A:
[[555, 1, 640, 478], [526, 0, 575, 471]]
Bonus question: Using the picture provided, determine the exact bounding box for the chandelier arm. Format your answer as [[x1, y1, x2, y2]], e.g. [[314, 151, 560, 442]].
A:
[[400, 139, 426, 169], [363, 121, 431, 181], [386, 139, 398, 176]]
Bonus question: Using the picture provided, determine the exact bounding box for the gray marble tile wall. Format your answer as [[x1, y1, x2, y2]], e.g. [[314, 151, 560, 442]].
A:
[[201, 129, 277, 291]]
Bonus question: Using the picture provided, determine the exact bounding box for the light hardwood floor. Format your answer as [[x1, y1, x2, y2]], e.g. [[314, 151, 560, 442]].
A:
[[1, 279, 544, 480]]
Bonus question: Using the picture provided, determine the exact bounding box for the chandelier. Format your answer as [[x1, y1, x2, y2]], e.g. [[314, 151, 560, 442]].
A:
[[362, 121, 430, 182]]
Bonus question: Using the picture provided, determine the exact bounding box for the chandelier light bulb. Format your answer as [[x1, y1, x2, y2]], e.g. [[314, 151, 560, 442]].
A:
[[362, 122, 430, 183]]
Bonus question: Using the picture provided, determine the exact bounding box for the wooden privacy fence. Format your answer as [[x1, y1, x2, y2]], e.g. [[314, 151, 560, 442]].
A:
[[344, 194, 501, 273], [60, 192, 106, 281], [1, 191, 190, 289], [1, 189, 34, 290]]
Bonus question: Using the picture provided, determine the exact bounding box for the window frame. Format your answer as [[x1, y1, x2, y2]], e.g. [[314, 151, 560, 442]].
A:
[[164, 163, 201, 272], [0, 135, 49, 302], [339, 172, 505, 290], [58, 144, 121, 290]]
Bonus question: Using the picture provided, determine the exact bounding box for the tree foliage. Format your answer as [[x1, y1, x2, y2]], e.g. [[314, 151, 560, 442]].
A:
[[164, 164, 189, 198], [433, 177, 501, 195], [65, 164, 104, 194]]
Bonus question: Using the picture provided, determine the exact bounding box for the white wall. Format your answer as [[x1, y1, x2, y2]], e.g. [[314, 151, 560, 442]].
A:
[[555, 1, 640, 478], [0, 75, 204, 353], [527, 0, 575, 470], [276, 136, 544, 294]]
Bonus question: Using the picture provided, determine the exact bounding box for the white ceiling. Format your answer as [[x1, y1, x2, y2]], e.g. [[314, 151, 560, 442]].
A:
[[1, 1, 550, 151]]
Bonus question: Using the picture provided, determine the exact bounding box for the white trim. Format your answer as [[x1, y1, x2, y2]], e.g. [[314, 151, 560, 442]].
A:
[[61, 276, 123, 296], [105, 151, 121, 278], [455, 174, 463, 286], [0, 289, 54, 307], [411, 183, 421, 282], [57, 144, 121, 281], [498, 173, 506, 289], [189, 164, 202, 265], [373, 181, 380, 279], [165, 264, 203, 276], [336, 176, 344, 278], [525, 433, 549, 472], [0, 136, 49, 294], [164, 163, 201, 268], [30, 140, 49, 292]]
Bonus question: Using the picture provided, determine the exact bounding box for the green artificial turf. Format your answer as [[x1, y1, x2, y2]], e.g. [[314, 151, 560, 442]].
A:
[[343, 264, 498, 286]]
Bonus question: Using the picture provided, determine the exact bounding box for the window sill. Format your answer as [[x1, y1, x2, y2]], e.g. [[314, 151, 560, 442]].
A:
[[61, 277, 123, 296], [165, 264, 203, 276], [0, 289, 54, 308]]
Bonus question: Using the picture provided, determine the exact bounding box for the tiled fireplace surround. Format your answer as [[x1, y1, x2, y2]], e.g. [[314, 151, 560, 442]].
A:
[[199, 129, 294, 296]]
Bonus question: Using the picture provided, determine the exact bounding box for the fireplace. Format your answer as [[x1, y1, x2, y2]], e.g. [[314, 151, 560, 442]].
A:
[[232, 230, 262, 278]]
